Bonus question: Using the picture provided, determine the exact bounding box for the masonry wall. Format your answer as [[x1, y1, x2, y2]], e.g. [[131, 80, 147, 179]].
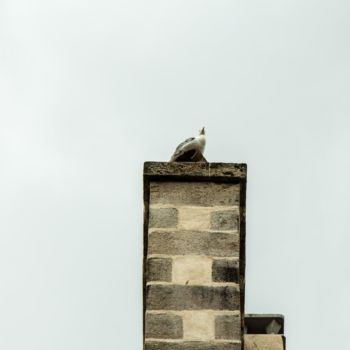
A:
[[143, 163, 247, 350]]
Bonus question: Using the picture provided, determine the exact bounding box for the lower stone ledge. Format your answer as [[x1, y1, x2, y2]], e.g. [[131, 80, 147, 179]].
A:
[[244, 335, 285, 350], [145, 341, 241, 350]]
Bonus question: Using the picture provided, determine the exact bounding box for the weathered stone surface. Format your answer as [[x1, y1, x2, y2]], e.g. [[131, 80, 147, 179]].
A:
[[148, 231, 239, 257], [215, 315, 240, 340], [178, 207, 212, 230], [144, 162, 247, 179], [149, 208, 178, 228], [212, 260, 239, 283], [145, 341, 241, 350], [146, 258, 172, 282], [244, 335, 284, 350], [172, 256, 212, 284], [146, 285, 240, 310], [183, 311, 214, 340], [144, 162, 247, 349], [210, 210, 239, 230], [145, 313, 183, 339], [150, 182, 240, 207]]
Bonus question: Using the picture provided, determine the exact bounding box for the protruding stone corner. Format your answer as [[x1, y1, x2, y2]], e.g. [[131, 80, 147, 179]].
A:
[[243, 314, 286, 349], [143, 161, 247, 179]]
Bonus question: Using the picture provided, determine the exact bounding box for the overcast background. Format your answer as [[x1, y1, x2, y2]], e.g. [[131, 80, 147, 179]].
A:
[[1, 1, 350, 349]]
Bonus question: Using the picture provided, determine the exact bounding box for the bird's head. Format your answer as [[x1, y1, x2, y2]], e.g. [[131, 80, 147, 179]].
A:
[[199, 127, 205, 135]]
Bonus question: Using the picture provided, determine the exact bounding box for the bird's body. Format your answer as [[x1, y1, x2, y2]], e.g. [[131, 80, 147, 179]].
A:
[[170, 128, 206, 162]]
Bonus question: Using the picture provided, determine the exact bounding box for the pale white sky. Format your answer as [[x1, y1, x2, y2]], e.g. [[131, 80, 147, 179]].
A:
[[1, 1, 350, 349]]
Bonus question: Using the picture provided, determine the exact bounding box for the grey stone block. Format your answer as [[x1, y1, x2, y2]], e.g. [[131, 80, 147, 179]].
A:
[[149, 208, 178, 228], [215, 315, 241, 340], [144, 162, 247, 179], [145, 313, 183, 339], [146, 258, 172, 282], [148, 231, 239, 257], [150, 182, 240, 207], [212, 260, 239, 283], [210, 210, 239, 230], [146, 285, 240, 310], [145, 341, 241, 350]]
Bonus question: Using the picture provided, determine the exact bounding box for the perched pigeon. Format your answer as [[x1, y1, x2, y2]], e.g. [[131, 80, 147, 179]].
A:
[[170, 127, 206, 162]]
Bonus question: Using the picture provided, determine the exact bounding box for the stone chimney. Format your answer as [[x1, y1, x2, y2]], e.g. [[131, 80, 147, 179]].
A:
[[143, 162, 247, 350], [142, 162, 286, 350]]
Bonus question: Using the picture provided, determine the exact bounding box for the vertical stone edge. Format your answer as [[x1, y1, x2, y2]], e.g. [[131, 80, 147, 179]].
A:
[[239, 165, 247, 350], [143, 171, 151, 350]]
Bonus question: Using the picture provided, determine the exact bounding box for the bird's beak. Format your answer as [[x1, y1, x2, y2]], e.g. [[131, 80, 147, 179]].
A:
[[199, 127, 205, 135]]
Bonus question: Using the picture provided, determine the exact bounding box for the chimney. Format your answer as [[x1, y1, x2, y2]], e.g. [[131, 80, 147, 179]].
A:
[[143, 162, 247, 350]]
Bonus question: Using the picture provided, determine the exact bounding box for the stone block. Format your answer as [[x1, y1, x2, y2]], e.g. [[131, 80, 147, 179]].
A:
[[149, 208, 178, 228], [178, 207, 212, 231], [183, 311, 214, 340], [215, 315, 240, 340], [172, 256, 212, 285], [210, 210, 239, 231], [150, 182, 240, 207], [212, 259, 239, 283], [145, 313, 183, 339], [244, 335, 284, 350], [146, 258, 172, 282], [145, 341, 241, 350], [148, 231, 239, 257], [146, 285, 240, 311], [144, 161, 247, 179]]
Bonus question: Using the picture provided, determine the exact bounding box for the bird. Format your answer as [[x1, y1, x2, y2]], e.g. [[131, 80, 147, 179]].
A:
[[170, 127, 206, 162]]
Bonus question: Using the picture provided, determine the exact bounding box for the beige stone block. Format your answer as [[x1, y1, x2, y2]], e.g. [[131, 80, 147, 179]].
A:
[[178, 207, 212, 230], [183, 311, 214, 341], [244, 335, 284, 350], [172, 256, 212, 284]]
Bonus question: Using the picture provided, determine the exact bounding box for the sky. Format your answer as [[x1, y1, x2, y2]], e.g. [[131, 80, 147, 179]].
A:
[[1, 1, 350, 349]]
